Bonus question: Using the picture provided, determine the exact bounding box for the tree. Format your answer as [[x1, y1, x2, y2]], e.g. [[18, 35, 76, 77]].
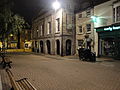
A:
[[12, 15, 26, 49], [0, 0, 29, 49]]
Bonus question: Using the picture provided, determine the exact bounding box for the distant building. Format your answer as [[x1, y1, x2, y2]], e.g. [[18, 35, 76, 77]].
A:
[[7, 29, 31, 49], [32, 0, 76, 56]]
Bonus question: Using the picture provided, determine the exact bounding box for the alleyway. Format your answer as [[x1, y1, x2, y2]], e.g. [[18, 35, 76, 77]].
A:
[[1, 54, 120, 90]]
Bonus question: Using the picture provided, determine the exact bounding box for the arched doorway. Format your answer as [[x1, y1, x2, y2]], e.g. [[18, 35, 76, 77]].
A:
[[66, 39, 71, 55], [40, 41, 44, 53], [56, 40, 60, 55], [46, 40, 51, 54]]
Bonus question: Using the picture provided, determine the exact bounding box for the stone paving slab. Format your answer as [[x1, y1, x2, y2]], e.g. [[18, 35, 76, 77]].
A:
[[0, 54, 120, 90]]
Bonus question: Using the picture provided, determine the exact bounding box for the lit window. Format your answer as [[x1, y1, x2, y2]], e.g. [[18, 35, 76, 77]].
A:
[[56, 18, 60, 32], [86, 24, 91, 32]]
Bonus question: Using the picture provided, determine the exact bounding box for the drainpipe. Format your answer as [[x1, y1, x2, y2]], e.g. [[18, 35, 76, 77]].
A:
[[61, 8, 64, 56]]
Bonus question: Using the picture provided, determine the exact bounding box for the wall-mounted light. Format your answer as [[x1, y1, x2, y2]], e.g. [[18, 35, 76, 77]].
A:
[[91, 16, 99, 23]]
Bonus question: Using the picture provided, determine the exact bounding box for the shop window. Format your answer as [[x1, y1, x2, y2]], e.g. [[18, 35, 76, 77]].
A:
[[86, 24, 91, 32]]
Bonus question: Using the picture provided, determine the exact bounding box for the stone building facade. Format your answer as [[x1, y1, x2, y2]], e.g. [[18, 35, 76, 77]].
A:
[[94, 0, 120, 59], [75, 8, 94, 54], [32, 0, 76, 56], [76, 0, 120, 59]]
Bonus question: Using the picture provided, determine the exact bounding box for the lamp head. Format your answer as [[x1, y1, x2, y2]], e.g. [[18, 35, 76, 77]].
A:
[[52, 1, 61, 10]]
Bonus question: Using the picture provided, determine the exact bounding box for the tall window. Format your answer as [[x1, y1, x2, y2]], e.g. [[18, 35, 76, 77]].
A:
[[56, 18, 60, 32], [79, 26, 82, 33], [40, 24, 44, 36], [78, 13, 82, 18], [78, 40, 83, 46], [86, 24, 91, 32], [47, 22, 51, 34], [116, 6, 120, 22], [36, 26, 39, 38], [86, 9, 91, 17], [113, 5, 120, 22], [113, 8, 115, 22]]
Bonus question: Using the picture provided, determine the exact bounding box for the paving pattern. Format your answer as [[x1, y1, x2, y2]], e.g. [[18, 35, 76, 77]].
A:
[[1, 54, 120, 90]]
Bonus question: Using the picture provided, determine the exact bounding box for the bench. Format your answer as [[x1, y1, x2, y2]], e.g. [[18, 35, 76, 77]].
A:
[[1, 57, 12, 68], [6, 69, 37, 90]]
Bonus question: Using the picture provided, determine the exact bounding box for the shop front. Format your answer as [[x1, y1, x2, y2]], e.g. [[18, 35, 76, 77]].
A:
[[96, 23, 120, 59]]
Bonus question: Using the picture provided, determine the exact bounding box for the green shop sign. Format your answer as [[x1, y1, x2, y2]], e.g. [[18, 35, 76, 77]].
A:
[[96, 25, 120, 32]]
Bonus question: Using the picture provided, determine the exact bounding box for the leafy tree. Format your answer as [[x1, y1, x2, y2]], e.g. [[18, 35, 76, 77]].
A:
[[12, 15, 26, 49], [0, 0, 29, 49]]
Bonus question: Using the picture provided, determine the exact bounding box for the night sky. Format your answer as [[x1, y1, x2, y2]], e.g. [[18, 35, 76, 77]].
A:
[[13, 0, 57, 24], [13, 0, 108, 24]]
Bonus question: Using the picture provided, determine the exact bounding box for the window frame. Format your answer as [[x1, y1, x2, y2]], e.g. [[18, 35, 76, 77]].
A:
[[78, 25, 83, 33], [56, 18, 60, 32], [86, 24, 91, 32], [47, 22, 51, 34]]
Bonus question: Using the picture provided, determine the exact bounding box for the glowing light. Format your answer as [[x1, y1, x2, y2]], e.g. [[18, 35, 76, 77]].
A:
[[91, 16, 99, 23], [10, 34, 13, 37], [52, 0, 61, 10]]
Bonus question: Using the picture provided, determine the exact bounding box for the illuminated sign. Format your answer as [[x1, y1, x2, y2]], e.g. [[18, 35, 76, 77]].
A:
[[96, 25, 120, 32], [104, 26, 120, 31]]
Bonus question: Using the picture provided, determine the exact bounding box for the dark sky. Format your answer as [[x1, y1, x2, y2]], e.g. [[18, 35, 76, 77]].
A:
[[13, 0, 48, 23], [13, 0, 108, 24]]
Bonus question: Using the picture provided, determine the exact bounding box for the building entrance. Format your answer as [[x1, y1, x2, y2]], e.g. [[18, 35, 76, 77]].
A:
[[40, 41, 44, 53]]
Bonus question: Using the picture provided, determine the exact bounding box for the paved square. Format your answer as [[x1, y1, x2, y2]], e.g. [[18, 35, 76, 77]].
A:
[[1, 54, 120, 90]]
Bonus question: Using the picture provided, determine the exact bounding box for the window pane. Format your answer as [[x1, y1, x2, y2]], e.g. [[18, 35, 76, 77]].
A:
[[78, 40, 83, 46], [79, 26, 82, 33], [86, 9, 91, 17], [86, 24, 91, 32], [48, 22, 51, 34], [56, 18, 60, 32], [116, 6, 120, 22]]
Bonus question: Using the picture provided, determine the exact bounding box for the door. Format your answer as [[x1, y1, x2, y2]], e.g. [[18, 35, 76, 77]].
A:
[[56, 40, 60, 55], [66, 40, 71, 55], [46, 40, 51, 54]]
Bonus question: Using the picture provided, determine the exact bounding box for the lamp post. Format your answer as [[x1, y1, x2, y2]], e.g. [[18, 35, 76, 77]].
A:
[[52, 0, 64, 56]]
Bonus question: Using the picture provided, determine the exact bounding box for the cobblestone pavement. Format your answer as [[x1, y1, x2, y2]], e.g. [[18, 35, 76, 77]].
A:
[[1, 54, 120, 90]]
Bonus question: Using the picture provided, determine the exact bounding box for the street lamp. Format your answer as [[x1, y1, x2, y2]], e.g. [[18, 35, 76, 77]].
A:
[[52, 0, 61, 11]]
